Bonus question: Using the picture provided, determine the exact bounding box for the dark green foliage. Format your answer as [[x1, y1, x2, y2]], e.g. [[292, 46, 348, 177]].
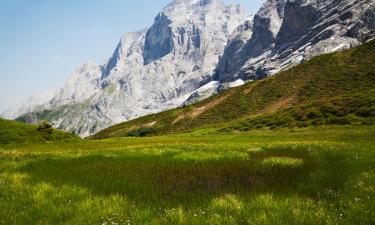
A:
[[126, 127, 155, 137], [226, 92, 375, 131]]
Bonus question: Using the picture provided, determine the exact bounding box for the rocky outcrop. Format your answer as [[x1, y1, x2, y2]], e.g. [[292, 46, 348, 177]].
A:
[[275, 2, 319, 46], [216, 0, 375, 82], [143, 14, 174, 65], [214, 19, 253, 82], [216, 0, 285, 82]]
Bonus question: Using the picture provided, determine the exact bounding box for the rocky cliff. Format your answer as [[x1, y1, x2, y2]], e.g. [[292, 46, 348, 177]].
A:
[[216, 0, 375, 82]]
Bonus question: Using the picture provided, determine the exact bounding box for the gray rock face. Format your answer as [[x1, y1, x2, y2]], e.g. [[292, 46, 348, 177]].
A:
[[216, 0, 285, 81], [244, 0, 285, 58], [214, 19, 253, 82], [275, 2, 319, 46], [143, 14, 174, 65], [101, 29, 147, 79], [216, 0, 375, 82]]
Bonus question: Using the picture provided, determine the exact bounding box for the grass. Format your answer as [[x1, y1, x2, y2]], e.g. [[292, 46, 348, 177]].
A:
[[223, 91, 375, 131], [0, 118, 78, 145], [1, 126, 375, 224]]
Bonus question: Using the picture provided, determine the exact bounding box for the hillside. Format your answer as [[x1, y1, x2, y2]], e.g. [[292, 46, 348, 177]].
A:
[[0, 118, 79, 145], [91, 39, 375, 139]]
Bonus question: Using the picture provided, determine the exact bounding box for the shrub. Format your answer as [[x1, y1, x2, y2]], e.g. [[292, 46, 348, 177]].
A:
[[356, 106, 375, 117], [37, 121, 53, 134], [326, 117, 351, 125], [126, 127, 155, 137], [306, 109, 323, 119]]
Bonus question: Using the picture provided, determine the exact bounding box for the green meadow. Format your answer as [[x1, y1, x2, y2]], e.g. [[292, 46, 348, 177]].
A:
[[1, 126, 375, 225]]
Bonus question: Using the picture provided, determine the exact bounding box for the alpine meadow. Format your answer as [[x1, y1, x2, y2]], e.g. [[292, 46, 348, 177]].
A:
[[1, 0, 375, 224]]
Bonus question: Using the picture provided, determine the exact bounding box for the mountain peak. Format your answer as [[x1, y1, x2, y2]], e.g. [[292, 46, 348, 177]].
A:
[[164, 0, 221, 9], [160, 0, 243, 24], [76, 61, 98, 73], [143, 0, 247, 65]]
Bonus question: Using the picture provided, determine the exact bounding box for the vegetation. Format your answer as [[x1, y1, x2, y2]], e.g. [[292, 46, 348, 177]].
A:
[[91, 40, 375, 139], [1, 126, 375, 224], [0, 118, 78, 145], [223, 91, 375, 131], [126, 127, 155, 137]]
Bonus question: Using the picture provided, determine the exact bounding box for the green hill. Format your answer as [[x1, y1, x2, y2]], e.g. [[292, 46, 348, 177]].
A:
[[0, 118, 79, 145], [91, 40, 375, 139]]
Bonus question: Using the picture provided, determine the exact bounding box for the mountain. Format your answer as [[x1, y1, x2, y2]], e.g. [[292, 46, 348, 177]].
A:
[[4, 0, 248, 137], [215, 0, 375, 82], [4, 0, 375, 137], [0, 118, 78, 145], [90, 39, 375, 139]]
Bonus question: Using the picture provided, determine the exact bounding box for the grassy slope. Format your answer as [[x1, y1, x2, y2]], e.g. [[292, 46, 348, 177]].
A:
[[0, 118, 79, 145], [91, 40, 375, 139], [1, 127, 375, 225]]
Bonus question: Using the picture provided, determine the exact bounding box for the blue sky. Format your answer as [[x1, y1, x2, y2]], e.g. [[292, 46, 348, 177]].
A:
[[0, 0, 265, 111]]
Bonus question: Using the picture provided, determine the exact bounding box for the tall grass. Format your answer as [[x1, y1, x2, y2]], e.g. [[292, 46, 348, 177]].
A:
[[1, 126, 374, 224]]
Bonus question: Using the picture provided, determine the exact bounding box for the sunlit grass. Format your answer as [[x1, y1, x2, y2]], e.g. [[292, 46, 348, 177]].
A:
[[262, 157, 303, 168], [0, 126, 375, 224]]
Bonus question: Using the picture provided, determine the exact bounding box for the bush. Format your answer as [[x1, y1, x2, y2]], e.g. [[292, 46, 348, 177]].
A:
[[306, 109, 323, 119], [356, 106, 375, 117], [126, 127, 155, 137], [326, 117, 351, 125], [37, 121, 53, 134]]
